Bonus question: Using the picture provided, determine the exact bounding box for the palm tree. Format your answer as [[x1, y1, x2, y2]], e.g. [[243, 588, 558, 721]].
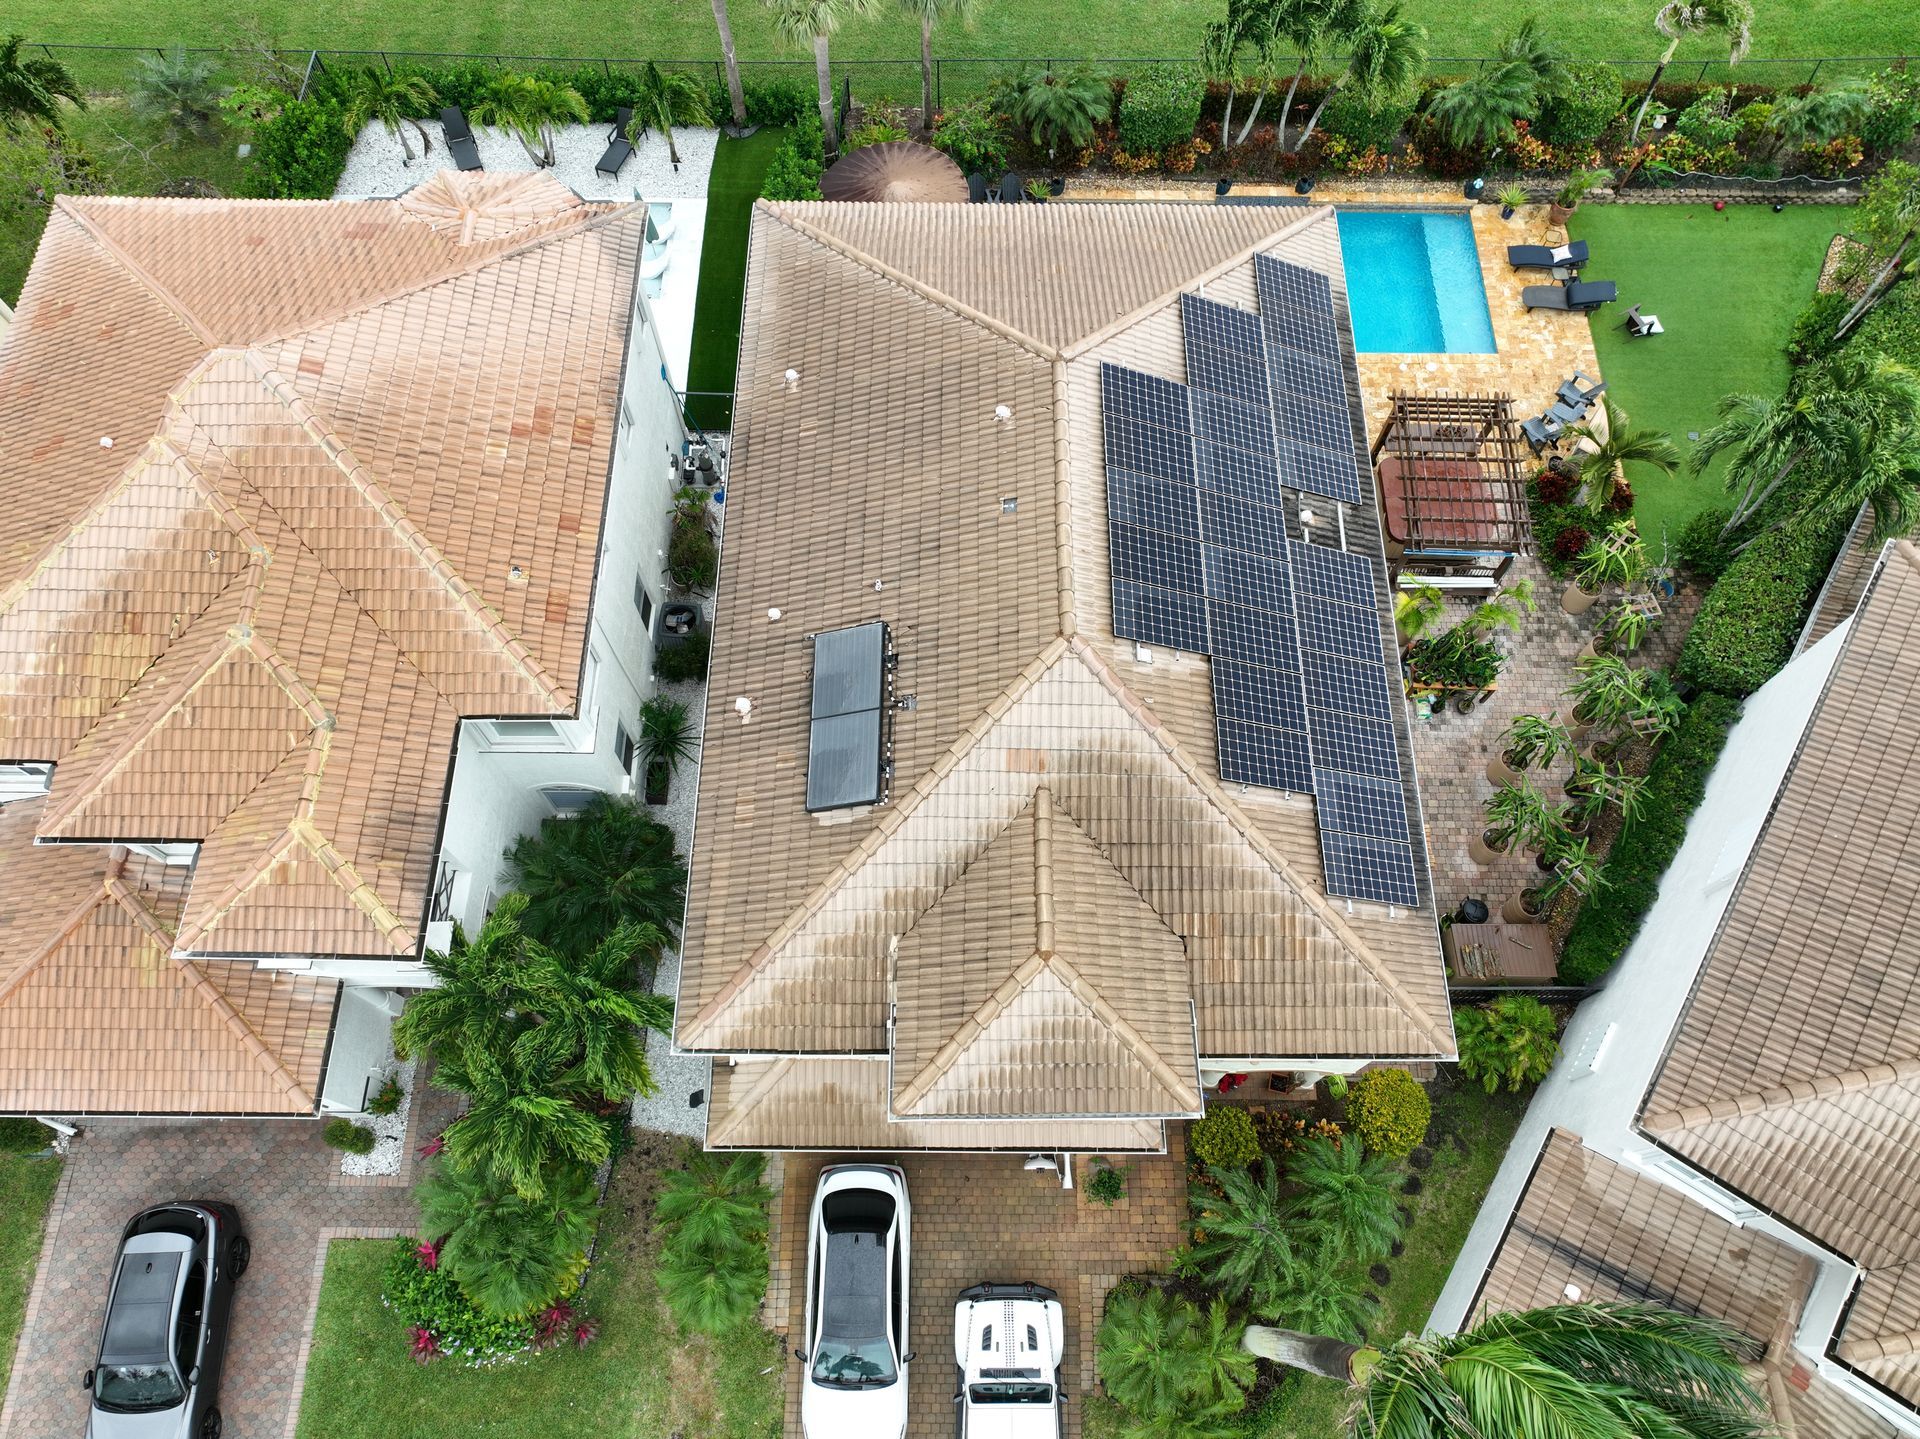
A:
[[1268, 0, 1360, 151], [635, 62, 712, 169], [129, 47, 223, 144], [1244, 1301, 1771, 1439], [520, 923, 674, 1099], [1835, 162, 1920, 342], [1005, 67, 1109, 162], [1767, 78, 1874, 157], [1495, 15, 1567, 94], [1285, 1135, 1402, 1264], [338, 67, 439, 164], [1294, 2, 1428, 153], [654, 1150, 772, 1253], [506, 792, 687, 956], [417, 1159, 599, 1317], [1567, 397, 1682, 509], [1201, 16, 1246, 153], [1690, 351, 1920, 537], [638, 695, 699, 778], [766, 0, 879, 153], [1097, 1287, 1257, 1435], [471, 72, 588, 167], [439, 1041, 611, 1200], [0, 34, 83, 133], [658, 1228, 769, 1334], [1424, 59, 1536, 151], [1186, 1157, 1296, 1312], [1264, 1254, 1377, 1342], [1226, 0, 1285, 149], [1628, 0, 1754, 142], [710, 0, 749, 130], [1794, 431, 1920, 544], [897, 0, 974, 134]]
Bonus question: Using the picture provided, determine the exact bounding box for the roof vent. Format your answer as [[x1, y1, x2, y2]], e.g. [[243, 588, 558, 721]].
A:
[[767, 607, 783, 621], [805, 621, 892, 813], [783, 368, 800, 388], [1001, 496, 1018, 515], [99, 436, 114, 449], [734, 696, 754, 723], [1564, 1284, 1584, 1302], [994, 404, 1013, 423]]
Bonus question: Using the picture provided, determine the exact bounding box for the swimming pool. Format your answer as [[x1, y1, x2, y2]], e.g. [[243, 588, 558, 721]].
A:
[[1336, 211, 1496, 354]]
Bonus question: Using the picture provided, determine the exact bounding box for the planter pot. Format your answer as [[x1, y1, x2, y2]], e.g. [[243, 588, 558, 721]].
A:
[[1502, 892, 1545, 925], [1467, 829, 1509, 866], [1548, 202, 1575, 225], [1568, 714, 1596, 743], [1050, 177, 1066, 196], [1485, 751, 1523, 787], [644, 757, 671, 806], [1499, 204, 1516, 220], [1576, 637, 1599, 664], [1562, 580, 1601, 615]]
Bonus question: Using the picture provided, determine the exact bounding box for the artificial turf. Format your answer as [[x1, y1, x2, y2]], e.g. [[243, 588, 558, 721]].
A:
[[1567, 202, 1845, 550], [684, 128, 785, 435]]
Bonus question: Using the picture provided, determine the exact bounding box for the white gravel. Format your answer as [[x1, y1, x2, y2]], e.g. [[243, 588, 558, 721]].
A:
[[335, 120, 718, 201], [339, 1057, 417, 1177]]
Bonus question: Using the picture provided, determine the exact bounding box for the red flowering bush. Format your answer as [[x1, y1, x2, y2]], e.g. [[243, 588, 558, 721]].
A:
[[409, 1326, 441, 1365], [415, 1239, 440, 1271], [1552, 525, 1593, 564], [572, 1319, 600, 1349]]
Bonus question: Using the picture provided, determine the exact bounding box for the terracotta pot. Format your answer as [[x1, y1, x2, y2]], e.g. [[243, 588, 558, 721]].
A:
[[1502, 892, 1545, 925], [1548, 202, 1575, 225], [1467, 829, 1508, 866], [1485, 751, 1523, 787], [1562, 580, 1601, 616]]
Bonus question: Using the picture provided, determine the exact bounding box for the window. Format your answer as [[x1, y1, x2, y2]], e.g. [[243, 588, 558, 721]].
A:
[[489, 719, 564, 745], [615, 722, 637, 774], [635, 577, 654, 631], [540, 785, 601, 815]]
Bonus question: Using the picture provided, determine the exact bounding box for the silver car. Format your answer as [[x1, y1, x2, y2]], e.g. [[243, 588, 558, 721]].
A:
[[83, 1201, 248, 1439]]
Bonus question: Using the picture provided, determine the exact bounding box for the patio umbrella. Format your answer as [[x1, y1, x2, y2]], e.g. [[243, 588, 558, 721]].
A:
[[819, 141, 968, 203]]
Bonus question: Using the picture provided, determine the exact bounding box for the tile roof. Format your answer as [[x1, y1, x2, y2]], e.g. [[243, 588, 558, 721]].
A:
[[677, 201, 1451, 1133], [0, 796, 337, 1114], [0, 178, 642, 960], [1641, 540, 1920, 1409]]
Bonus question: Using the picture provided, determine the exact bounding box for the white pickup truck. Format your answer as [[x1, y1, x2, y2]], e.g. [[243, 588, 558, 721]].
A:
[[952, 1282, 1065, 1439]]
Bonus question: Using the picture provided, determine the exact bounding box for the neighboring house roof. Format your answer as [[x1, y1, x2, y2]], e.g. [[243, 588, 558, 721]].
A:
[[679, 201, 1451, 1142], [0, 176, 643, 961], [0, 796, 337, 1114], [1642, 539, 1920, 1410], [1799, 506, 1905, 655]]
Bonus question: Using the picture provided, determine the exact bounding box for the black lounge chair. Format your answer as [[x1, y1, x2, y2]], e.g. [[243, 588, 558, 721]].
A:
[[1556, 371, 1606, 407], [1522, 279, 1617, 312], [596, 107, 636, 178], [967, 172, 990, 203], [1507, 239, 1588, 271], [440, 106, 483, 171], [998, 170, 1024, 204]]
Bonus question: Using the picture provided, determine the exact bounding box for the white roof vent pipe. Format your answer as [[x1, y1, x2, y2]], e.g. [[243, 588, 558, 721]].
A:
[[994, 404, 1013, 424], [783, 368, 800, 388], [734, 696, 754, 724]]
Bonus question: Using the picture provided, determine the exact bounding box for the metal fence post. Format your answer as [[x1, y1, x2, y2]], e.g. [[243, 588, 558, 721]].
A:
[[381, 50, 393, 76], [1808, 58, 1824, 85]]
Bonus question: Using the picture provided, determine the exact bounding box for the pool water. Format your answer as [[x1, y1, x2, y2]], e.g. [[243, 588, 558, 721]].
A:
[[1336, 211, 1497, 354]]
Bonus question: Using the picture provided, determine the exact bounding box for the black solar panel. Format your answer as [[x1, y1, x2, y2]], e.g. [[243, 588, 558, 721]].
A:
[[1181, 293, 1266, 355], [1191, 390, 1277, 456], [1268, 345, 1349, 409], [1196, 439, 1282, 506], [1112, 580, 1209, 653], [1212, 658, 1307, 733], [1307, 707, 1401, 782], [1313, 768, 1411, 844], [1255, 253, 1336, 315], [1107, 465, 1200, 538], [1186, 342, 1273, 407], [1101, 362, 1193, 432], [1202, 543, 1291, 613], [1321, 830, 1421, 907], [1276, 440, 1365, 506], [1218, 718, 1315, 793], [1266, 310, 1343, 363], [1199, 488, 1291, 558], [1103, 414, 1195, 484], [1302, 647, 1394, 721], [1109, 522, 1203, 594], [1290, 539, 1379, 608], [1296, 598, 1386, 664], [1207, 598, 1298, 670], [1274, 392, 1355, 454]]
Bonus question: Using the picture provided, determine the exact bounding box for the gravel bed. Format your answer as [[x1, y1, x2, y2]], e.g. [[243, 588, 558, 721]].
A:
[[339, 1057, 417, 1177], [335, 120, 719, 201]]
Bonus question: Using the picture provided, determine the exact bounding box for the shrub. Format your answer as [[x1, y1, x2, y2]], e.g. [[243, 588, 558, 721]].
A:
[[324, 1118, 376, 1154], [383, 1236, 536, 1361], [1675, 511, 1852, 697], [741, 76, 815, 126], [1673, 87, 1740, 148], [506, 793, 686, 953], [1862, 64, 1920, 155], [1188, 1105, 1258, 1169], [418, 1159, 597, 1317], [654, 632, 710, 683], [366, 1073, 404, 1117], [844, 118, 910, 149], [1532, 62, 1625, 147], [1346, 1068, 1429, 1158], [667, 518, 719, 590], [1118, 65, 1204, 155], [245, 97, 352, 199], [1097, 1288, 1254, 1428], [0, 1117, 55, 1153], [1785, 290, 1851, 366], [760, 112, 825, 200], [931, 97, 1009, 176], [1318, 88, 1417, 151], [1853, 270, 1920, 365], [1086, 1160, 1128, 1206], [1454, 996, 1562, 1093], [1675, 506, 1740, 578], [1560, 693, 1741, 982]]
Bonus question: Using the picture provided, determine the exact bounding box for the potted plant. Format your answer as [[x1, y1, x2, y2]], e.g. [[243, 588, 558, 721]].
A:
[[1577, 599, 1656, 662], [1406, 580, 1535, 709], [1562, 524, 1647, 615], [638, 694, 698, 804], [1026, 176, 1051, 203], [1502, 832, 1605, 924], [1564, 653, 1643, 741], [1393, 583, 1446, 651], [1497, 183, 1529, 220], [1548, 167, 1613, 225], [1563, 756, 1648, 835], [1486, 713, 1573, 787], [1049, 175, 1066, 196], [1626, 667, 1688, 745], [1469, 777, 1555, 866]]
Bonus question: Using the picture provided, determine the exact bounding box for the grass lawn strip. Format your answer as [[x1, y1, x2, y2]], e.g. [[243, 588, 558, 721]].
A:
[[0, 1152, 63, 1411], [1568, 204, 1843, 549], [684, 128, 785, 434], [294, 1132, 782, 1439]]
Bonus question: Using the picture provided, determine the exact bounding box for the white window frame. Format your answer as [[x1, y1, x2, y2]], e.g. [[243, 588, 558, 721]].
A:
[[538, 784, 603, 816]]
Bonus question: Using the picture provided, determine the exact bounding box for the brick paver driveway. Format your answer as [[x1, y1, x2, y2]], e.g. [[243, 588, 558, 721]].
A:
[[769, 1131, 1189, 1439], [0, 1113, 433, 1439]]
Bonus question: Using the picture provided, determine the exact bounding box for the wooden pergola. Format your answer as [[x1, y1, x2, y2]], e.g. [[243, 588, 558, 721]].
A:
[[1371, 393, 1535, 560]]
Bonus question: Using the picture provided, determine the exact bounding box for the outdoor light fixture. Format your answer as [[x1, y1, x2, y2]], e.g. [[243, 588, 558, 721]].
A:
[[1295, 175, 1316, 196], [1215, 179, 1233, 196]]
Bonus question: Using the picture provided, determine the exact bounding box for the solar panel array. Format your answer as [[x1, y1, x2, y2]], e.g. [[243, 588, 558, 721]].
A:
[[1100, 255, 1420, 907]]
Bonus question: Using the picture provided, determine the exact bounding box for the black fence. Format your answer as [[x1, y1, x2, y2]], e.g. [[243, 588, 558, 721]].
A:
[[21, 39, 1911, 109]]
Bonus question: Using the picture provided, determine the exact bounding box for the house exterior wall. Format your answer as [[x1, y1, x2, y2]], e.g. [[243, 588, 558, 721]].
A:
[[1427, 618, 1920, 1435]]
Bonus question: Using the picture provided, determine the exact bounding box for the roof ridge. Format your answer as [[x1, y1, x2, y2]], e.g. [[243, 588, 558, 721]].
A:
[[1043, 948, 1199, 1111], [767, 203, 1061, 361], [173, 824, 303, 951], [0, 879, 110, 1007], [55, 196, 218, 346], [704, 1056, 797, 1146], [1836, 1321, 1920, 1366], [287, 816, 416, 953], [1065, 633, 1454, 1054], [167, 944, 318, 1109], [1643, 1056, 1920, 1136]]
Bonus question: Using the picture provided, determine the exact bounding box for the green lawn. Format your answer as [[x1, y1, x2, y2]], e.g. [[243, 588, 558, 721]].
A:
[[5, 1, 1910, 94], [0, 1152, 63, 1411], [1568, 203, 1844, 549], [294, 1154, 783, 1439], [685, 128, 785, 434]]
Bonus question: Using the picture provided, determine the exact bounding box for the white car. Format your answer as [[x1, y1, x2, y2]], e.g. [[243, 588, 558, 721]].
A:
[[952, 1282, 1065, 1437], [799, 1164, 913, 1439]]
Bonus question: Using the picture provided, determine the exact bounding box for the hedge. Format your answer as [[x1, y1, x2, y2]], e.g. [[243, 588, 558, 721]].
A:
[[1558, 693, 1741, 983], [1852, 276, 1920, 367], [1319, 88, 1418, 152], [1118, 65, 1204, 155], [1532, 62, 1625, 148], [1346, 1068, 1429, 1158], [1674, 509, 1852, 697], [245, 97, 353, 199], [760, 112, 826, 199], [1784, 290, 1852, 366]]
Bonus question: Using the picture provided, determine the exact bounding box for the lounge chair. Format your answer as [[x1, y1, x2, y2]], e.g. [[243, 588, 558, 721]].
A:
[[998, 171, 1025, 204], [596, 107, 636, 179], [1623, 304, 1665, 337], [1548, 398, 1588, 426], [1520, 414, 1564, 454], [440, 106, 483, 171], [967, 172, 990, 203], [1507, 240, 1589, 271], [1523, 280, 1617, 312], [1556, 371, 1606, 407]]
